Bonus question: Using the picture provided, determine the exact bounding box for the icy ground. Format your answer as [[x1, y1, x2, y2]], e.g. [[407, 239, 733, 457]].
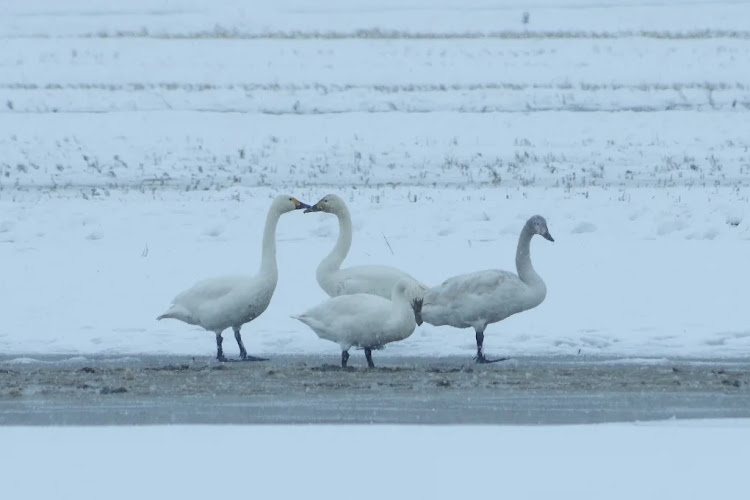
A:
[[2, 354, 749, 425], [2, 422, 750, 499]]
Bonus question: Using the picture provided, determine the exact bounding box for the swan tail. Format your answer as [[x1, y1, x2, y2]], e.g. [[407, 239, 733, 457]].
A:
[[291, 314, 312, 325], [291, 314, 325, 332], [157, 304, 194, 323]]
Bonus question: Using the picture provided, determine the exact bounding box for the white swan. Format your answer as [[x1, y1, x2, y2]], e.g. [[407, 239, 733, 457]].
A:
[[305, 193, 427, 305], [293, 279, 419, 368], [417, 215, 554, 363], [157, 195, 310, 361]]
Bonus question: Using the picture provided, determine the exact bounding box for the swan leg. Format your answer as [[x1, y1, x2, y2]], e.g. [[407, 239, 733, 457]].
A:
[[474, 330, 509, 364], [215, 332, 227, 362], [341, 350, 350, 368], [232, 326, 268, 362], [234, 327, 248, 360], [364, 347, 375, 368]]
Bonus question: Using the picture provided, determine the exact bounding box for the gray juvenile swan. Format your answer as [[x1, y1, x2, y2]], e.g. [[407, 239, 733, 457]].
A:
[[417, 215, 554, 363], [157, 195, 310, 361]]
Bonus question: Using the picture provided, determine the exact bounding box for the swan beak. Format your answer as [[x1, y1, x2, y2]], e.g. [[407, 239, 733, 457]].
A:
[[294, 199, 311, 210], [543, 231, 555, 242], [304, 201, 323, 213]]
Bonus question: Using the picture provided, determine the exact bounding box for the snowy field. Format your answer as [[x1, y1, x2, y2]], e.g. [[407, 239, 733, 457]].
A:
[[1, 0, 749, 362], [1, 0, 749, 494]]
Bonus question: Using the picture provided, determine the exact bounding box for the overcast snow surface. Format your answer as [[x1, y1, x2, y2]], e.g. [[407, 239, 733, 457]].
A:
[[2, 0, 750, 496]]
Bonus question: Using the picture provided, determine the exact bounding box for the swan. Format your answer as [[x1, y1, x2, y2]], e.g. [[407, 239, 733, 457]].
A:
[[305, 193, 427, 306], [416, 215, 554, 363], [292, 279, 419, 368], [157, 194, 310, 361]]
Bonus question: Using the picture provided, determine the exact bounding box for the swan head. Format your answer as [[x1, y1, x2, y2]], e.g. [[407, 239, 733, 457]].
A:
[[391, 279, 424, 304], [527, 215, 554, 242], [304, 193, 346, 214], [391, 280, 423, 324], [272, 195, 311, 213]]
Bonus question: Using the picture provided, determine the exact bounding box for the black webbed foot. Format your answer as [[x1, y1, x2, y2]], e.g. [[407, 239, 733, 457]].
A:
[[474, 354, 510, 364], [230, 354, 268, 362]]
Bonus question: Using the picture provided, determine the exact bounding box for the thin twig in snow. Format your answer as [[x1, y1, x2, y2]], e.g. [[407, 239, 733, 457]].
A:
[[383, 233, 394, 255]]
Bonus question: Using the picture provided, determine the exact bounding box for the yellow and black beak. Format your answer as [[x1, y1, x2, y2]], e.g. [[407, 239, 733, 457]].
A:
[[304, 199, 324, 213], [293, 199, 311, 210]]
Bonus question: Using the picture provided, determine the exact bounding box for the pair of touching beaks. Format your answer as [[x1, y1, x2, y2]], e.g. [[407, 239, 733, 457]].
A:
[[288, 199, 320, 211], [302, 199, 326, 213]]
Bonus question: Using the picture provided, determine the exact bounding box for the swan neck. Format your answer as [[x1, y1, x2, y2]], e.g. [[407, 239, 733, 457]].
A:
[[387, 295, 416, 329], [319, 206, 352, 274], [259, 206, 281, 277], [515, 225, 540, 285]]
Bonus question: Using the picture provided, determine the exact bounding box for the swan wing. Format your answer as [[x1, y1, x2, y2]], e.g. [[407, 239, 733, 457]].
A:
[[172, 276, 249, 306], [422, 270, 525, 327], [329, 265, 427, 298], [199, 284, 274, 331], [433, 270, 521, 299], [302, 294, 390, 326], [167, 275, 275, 332]]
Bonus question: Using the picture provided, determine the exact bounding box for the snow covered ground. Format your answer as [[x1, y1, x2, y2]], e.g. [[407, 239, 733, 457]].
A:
[[2, 0, 749, 360], [1, 183, 749, 361]]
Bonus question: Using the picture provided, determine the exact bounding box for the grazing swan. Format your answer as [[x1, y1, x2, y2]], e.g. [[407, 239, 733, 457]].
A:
[[305, 193, 427, 306], [292, 280, 420, 368], [417, 215, 554, 363], [157, 195, 310, 361]]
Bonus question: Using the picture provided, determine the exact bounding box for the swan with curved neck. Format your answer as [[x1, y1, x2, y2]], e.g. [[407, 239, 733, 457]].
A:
[[418, 215, 554, 363], [293, 279, 419, 368], [157, 195, 310, 361], [305, 194, 427, 305]]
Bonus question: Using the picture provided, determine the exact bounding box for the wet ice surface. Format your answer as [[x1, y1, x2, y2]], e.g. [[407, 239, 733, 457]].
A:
[[1, 354, 748, 425]]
